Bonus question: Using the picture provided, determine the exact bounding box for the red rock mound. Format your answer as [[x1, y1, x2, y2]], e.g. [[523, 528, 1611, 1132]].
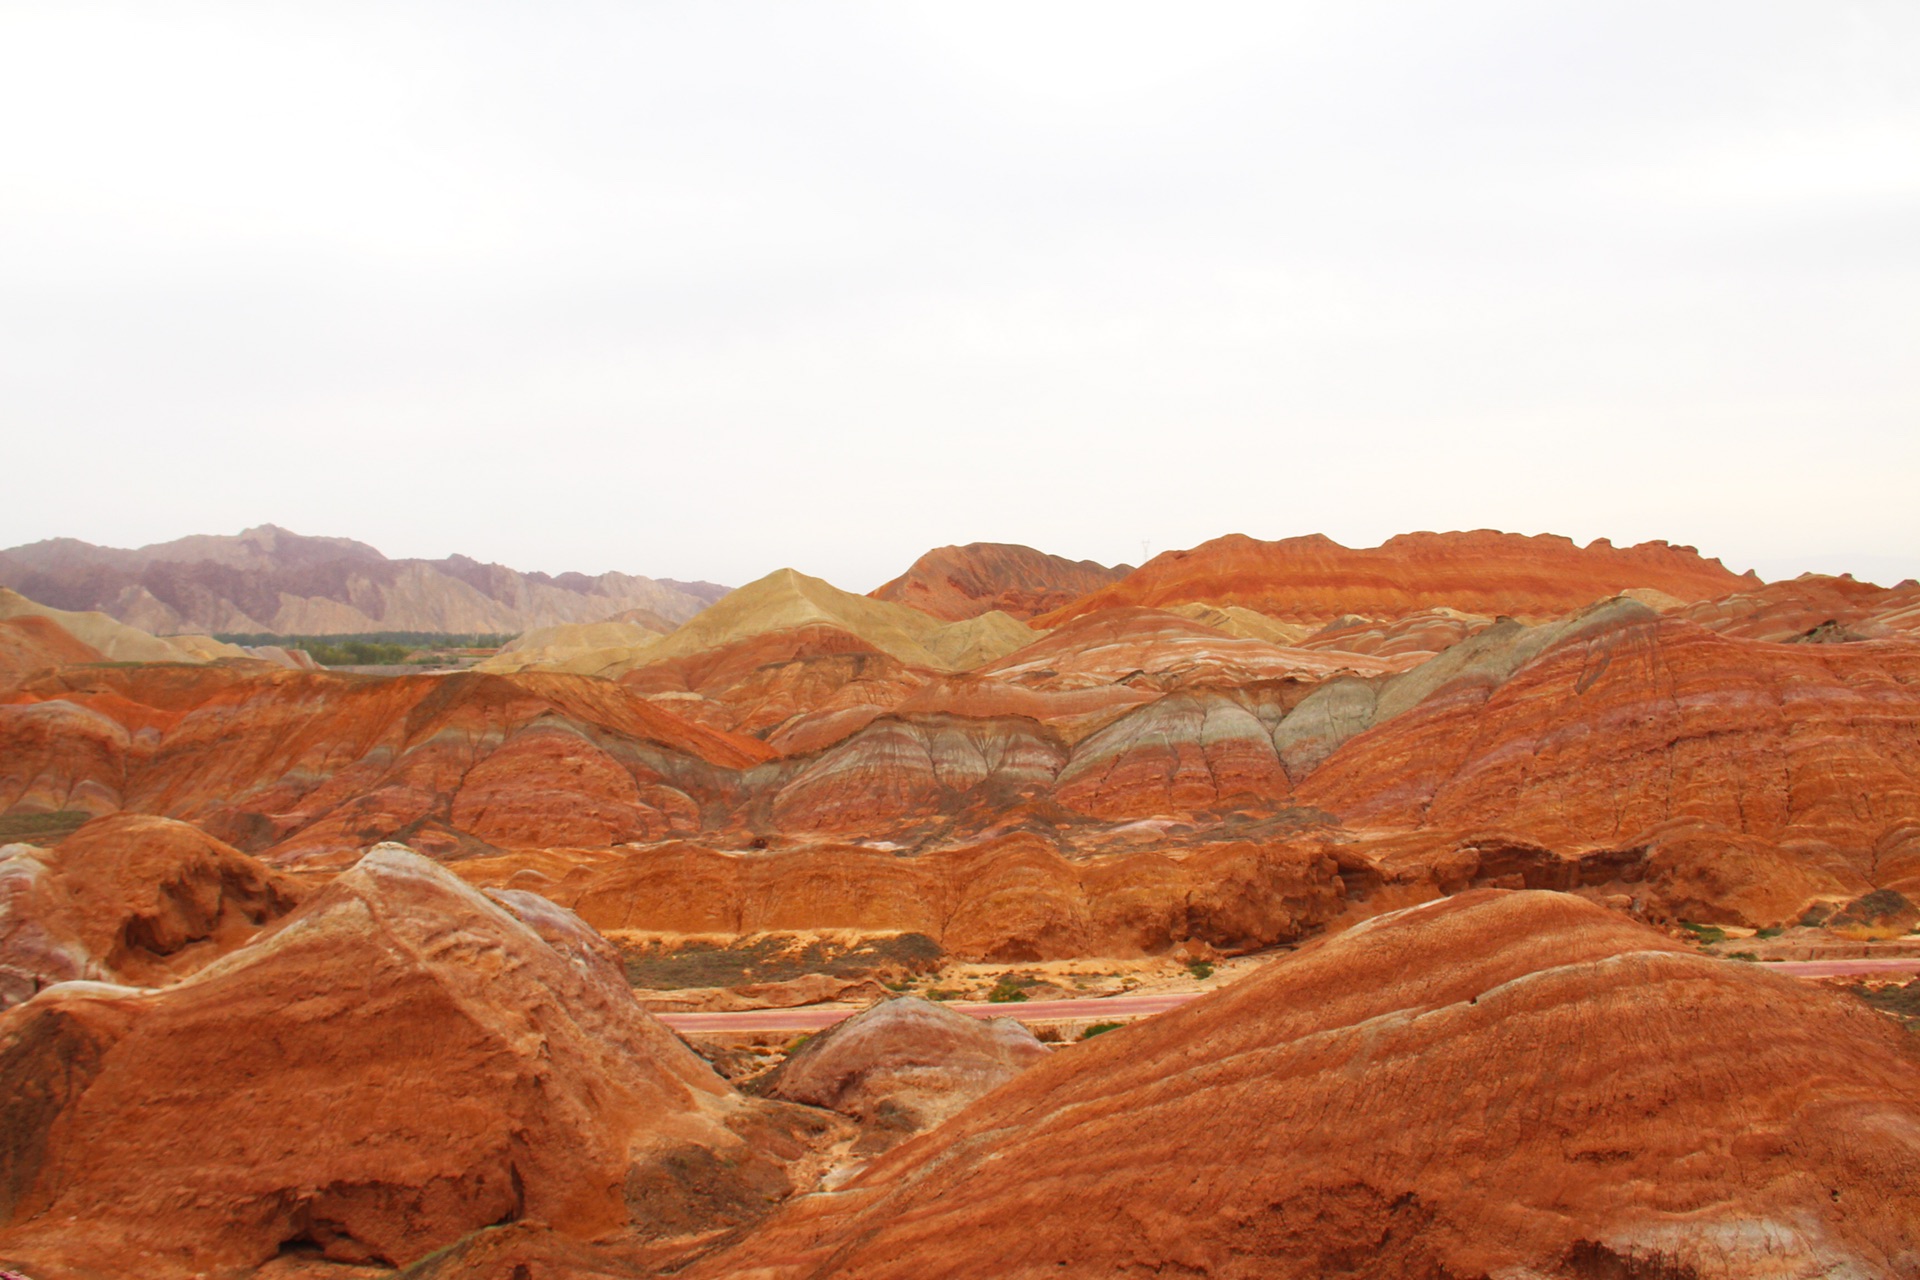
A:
[[0, 847, 818, 1276], [982, 605, 1406, 690], [618, 623, 928, 747], [688, 889, 1920, 1279], [870, 542, 1128, 621], [0, 814, 300, 1007], [760, 995, 1048, 1132], [1038, 530, 1755, 625], [1674, 573, 1920, 642]]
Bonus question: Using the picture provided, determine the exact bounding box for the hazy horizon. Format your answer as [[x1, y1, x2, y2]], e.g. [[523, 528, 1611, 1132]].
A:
[[7, 520, 1919, 597], [3, 3, 1915, 590]]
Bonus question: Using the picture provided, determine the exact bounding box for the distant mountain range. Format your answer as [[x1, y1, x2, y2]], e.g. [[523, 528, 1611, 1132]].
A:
[[0, 525, 728, 636]]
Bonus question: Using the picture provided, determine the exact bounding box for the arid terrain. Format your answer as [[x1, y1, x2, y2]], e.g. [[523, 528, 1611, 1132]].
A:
[[4, 528, 1919, 1279]]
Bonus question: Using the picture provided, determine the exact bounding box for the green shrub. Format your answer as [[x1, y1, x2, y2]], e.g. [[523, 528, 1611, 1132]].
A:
[[986, 980, 1029, 1004], [1755, 926, 1784, 939], [1727, 951, 1759, 962], [1679, 921, 1728, 945], [1187, 961, 1214, 980], [1080, 1021, 1124, 1040], [927, 988, 963, 1002]]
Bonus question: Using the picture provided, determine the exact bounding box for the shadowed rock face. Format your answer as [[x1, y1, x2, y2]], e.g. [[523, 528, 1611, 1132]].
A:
[[1037, 530, 1755, 625], [685, 890, 1920, 1280], [0, 848, 822, 1277], [869, 542, 1129, 622], [760, 996, 1048, 1132]]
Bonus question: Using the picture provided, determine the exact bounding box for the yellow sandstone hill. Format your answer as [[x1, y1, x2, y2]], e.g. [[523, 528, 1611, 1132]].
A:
[[486, 569, 1038, 678]]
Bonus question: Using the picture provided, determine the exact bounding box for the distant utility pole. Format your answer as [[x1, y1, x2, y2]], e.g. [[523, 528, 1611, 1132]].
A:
[[1141, 540, 1151, 563]]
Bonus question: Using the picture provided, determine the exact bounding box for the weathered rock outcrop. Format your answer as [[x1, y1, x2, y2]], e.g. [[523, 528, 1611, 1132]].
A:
[[1053, 692, 1292, 818], [769, 715, 1068, 833], [1038, 530, 1755, 625], [0, 814, 300, 1008], [0, 848, 820, 1276], [760, 996, 1048, 1132], [687, 890, 1920, 1279], [551, 834, 1346, 961], [870, 542, 1128, 621]]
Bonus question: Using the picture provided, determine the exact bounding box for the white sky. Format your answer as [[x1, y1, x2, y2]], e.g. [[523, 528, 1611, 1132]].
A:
[[2, 1, 1916, 589]]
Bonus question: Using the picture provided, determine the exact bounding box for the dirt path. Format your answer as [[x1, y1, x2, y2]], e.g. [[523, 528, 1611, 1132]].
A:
[[1766, 957, 1920, 978], [658, 991, 1201, 1034], [656, 956, 1920, 1035]]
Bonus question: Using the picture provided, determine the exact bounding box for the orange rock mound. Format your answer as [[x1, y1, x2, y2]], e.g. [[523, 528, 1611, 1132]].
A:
[[869, 542, 1128, 621], [0, 814, 300, 1007], [1038, 530, 1755, 625], [689, 890, 1920, 1280], [760, 994, 1048, 1131], [0, 847, 816, 1276]]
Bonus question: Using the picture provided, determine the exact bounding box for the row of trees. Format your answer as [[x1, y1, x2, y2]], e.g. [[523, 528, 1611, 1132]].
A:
[[212, 632, 515, 667]]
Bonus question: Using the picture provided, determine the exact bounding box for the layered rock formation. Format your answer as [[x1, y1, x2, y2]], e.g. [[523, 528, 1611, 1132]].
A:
[[0, 665, 770, 863], [1296, 609, 1920, 923], [0, 814, 300, 1007], [688, 890, 1920, 1279], [869, 542, 1128, 621], [1037, 530, 1756, 625], [0, 848, 824, 1276], [0, 524, 727, 636], [760, 995, 1049, 1132]]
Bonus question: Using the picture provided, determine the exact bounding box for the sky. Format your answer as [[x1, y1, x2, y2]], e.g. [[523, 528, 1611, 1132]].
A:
[[2, 1, 1916, 591]]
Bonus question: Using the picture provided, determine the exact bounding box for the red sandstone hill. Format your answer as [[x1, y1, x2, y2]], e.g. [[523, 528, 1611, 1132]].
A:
[[687, 890, 1920, 1280], [0, 665, 772, 864], [1037, 530, 1757, 626], [0, 615, 103, 688], [869, 542, 1129, 621], [1295, 609, 1920, 922], [1673, 572, 1920, 642]]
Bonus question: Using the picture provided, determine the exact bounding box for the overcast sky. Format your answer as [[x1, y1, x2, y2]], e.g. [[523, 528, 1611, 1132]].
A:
[[3, 2, 1916, 590]]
